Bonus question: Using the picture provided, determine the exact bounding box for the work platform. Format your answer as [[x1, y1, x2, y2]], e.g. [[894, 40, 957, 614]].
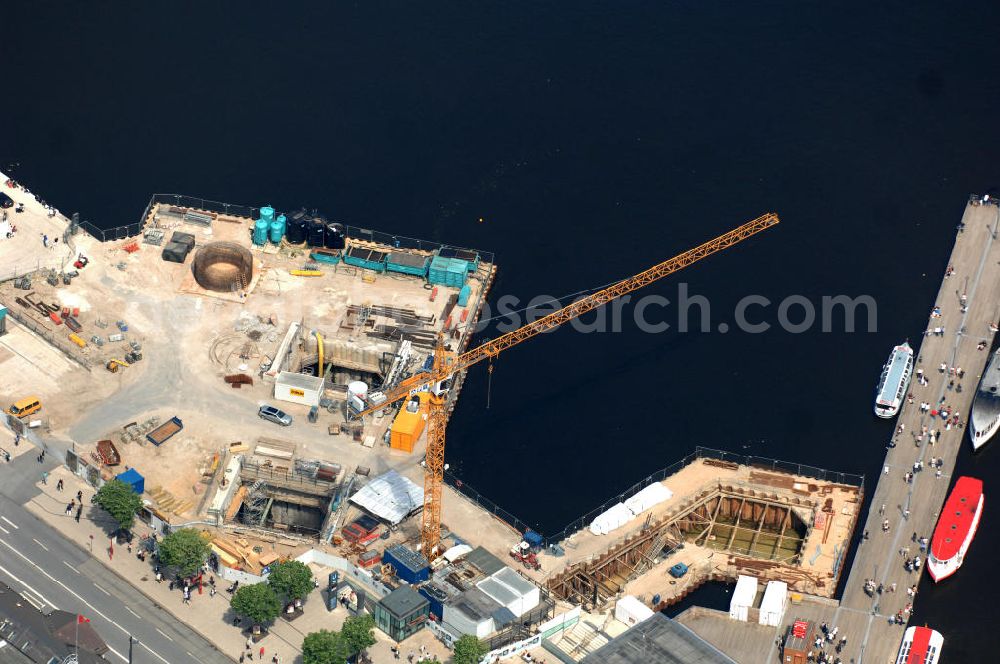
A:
[[676, 197, 1000, 664]]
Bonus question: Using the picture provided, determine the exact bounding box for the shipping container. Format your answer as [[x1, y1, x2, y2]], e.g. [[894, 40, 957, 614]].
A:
[[389, 393, 428, 453], [382, 544, 430, 584], [729, 575, 758, 622]]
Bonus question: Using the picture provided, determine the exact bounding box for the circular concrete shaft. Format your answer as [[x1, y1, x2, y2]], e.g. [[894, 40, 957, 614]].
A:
[[192, 241, 254, 292]]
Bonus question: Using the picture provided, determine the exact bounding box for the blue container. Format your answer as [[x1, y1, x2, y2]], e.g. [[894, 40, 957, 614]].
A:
[[253, 218, 269, 246], [260, 206, 275, 223], [457, 284, 472, 307], [382, 545, 430, 584], [427, 256, 468, 287], [269, 220, 283, 244], [276, 214, 287, 238]]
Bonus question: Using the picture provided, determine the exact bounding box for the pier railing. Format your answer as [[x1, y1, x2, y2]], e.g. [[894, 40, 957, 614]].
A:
[[444, 447, 865, 548]]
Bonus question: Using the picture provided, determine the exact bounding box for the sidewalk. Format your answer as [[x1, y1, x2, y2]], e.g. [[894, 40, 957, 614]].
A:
[[27, 464, 450, 663]]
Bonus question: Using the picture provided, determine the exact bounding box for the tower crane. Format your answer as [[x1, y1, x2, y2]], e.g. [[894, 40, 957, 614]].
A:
[[358, 213, 779, 558]]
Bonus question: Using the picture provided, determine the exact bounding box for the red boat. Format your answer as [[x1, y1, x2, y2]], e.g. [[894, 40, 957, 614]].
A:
[[895, 626, 943, 664], [927, 475, 983, 582]]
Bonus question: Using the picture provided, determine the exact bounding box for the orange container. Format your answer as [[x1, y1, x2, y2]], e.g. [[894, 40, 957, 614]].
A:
[[389, 393, 429, 453]]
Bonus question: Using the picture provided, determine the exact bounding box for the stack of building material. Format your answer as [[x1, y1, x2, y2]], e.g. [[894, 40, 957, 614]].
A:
[[254, 437, 295, 461]]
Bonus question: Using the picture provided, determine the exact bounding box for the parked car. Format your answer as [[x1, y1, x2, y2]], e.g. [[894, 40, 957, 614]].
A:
[[258, 404, 292, 426]]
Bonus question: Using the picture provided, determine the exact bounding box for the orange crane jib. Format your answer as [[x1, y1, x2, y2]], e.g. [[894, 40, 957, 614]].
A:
[[359, 212, 779, 558]]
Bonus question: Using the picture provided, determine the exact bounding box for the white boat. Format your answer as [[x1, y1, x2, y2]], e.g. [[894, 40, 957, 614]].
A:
[[874, 342, 913, 419], [894, 625, 943, 664], [970, 347, 1000, 449]]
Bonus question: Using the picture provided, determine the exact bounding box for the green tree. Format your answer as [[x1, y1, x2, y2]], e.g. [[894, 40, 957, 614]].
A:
[[266, 560, 314, 602], [340, 613, 376, 656], [230, 583, 281, 626], [93, 479, 143, 531], [157, 528, 211, 577], [302, 629, 350, 664], [453, 634, 489, 664]]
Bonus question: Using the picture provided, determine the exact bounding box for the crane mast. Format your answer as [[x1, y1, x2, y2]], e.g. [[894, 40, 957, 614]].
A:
[[361, 213, 779, 558]]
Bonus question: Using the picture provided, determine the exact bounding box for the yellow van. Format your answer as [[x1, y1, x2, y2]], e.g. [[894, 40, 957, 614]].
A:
[[9, 396, 41, 418]]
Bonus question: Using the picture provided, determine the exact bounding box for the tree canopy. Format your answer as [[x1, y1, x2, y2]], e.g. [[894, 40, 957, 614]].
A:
[[453, 634, 489, 664], [302, 629, 350, 664], [266, 559, 314, 602], [230, 583, 281, 626], [93, 479, 143, 531], [157, 528, 211, 577], [340, 614, 376, 656]]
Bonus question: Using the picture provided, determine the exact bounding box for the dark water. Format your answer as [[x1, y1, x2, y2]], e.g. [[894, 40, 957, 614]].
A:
[[5, 1, 1000, 658]]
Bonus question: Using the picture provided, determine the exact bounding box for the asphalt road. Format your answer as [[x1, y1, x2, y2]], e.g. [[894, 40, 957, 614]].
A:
[[0, 488, 232, 664]]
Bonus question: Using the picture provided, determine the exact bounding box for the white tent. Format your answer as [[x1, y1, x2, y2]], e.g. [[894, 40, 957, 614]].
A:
[[443, 544, 473, 563], [349, 470, 423, 525], [624, 483, 674, 516], [589, 503, 635, 535], [729, 575, 758, 622], [758, 580, 788, 627], [614, 595, 654, 626], [476, 567, 540, 618]]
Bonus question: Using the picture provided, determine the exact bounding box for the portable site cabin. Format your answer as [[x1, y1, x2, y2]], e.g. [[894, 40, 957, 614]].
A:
[[615, 595, 654, 627], [389, 393, 428, 453], [729, 575, 758, 622], [758, 580, 788, 627], [274, 371, 324, 407], [475, 567, 541, 618], [442, 588, 503, 639]]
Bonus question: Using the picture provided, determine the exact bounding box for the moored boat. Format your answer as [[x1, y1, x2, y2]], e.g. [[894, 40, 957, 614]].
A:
[[927, 475, 983, 582], [970, 347, 1000, 449], [874, 342, 913, 419], [894, 625, 943, 664]]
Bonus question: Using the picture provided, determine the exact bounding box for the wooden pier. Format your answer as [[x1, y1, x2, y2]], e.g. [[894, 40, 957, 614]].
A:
[[679, 198, 1000, 663]]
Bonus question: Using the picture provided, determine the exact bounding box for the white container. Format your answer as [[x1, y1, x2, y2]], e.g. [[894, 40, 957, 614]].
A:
[[614, 595, 654, 626], [758, 580, 788, 627], [729, 575, 758, 622]]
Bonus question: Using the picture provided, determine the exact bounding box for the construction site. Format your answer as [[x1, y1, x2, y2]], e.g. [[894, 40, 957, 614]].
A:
[[7, 182, 866, 662]]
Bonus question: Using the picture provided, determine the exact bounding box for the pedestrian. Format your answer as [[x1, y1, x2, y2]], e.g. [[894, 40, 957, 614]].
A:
[[272, 656, 279, 664], [879, 503, 885, 516], [41, 471, 48, 484], [75, 506, 82, 522], [65, 501, 74, 514], [246, 637, 253, 651], [239, 655, 245, 664], [259, 646, 265, 658], [77, 490, 83, 502], [56, 479, 63, 491], [40, 450, 44, 460], [42, 234, 48, 247]]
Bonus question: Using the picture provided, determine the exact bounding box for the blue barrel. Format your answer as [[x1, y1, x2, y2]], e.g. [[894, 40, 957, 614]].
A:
[[260, 206, 275, 223], [253, 218, 269, 246], [269, 220, 283, 244]]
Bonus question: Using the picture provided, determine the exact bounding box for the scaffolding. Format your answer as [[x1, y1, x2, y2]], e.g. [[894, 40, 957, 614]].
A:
[[241, 479, 270, 527]]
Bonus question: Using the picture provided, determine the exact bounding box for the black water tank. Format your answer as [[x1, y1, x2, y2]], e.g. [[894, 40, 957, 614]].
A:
[[324, 222, 346, 250], [285, 216, 307, 244], [307, 219, 326, 247]]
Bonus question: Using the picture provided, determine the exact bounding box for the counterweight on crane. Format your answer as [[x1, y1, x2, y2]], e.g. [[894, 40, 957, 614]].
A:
[[359, 213, 779, 558]]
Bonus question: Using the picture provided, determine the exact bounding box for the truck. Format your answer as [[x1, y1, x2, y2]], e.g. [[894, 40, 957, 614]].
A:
[[146, 416, 183, 446]]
